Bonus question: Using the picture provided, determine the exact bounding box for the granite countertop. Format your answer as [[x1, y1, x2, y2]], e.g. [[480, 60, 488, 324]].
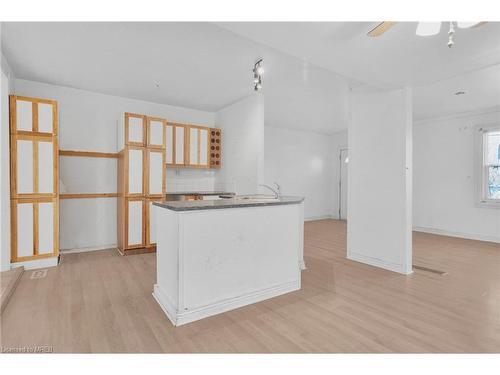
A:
[[165, 191, 235, 196], [154, 196, 305, 212]]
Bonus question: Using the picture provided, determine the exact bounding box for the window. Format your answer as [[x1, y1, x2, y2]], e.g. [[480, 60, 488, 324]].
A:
[[477, 125, 500, 206], [485, 129, 500, 200]]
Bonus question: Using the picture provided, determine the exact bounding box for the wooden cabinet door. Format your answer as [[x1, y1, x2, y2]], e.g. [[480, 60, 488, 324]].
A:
[[189, 127, 199, 165], [147, 117, 166, 149], [13, 136, 57, 197], [127, 147, 144, 196], [11, 96, 57, 135], [125, 113, 146, 146], [146, 149, 165, 196], [199, 128, 209, 167], [126, 198, 145, 248], [12, 199, 58, 261], [165, 124, 174, 164], [175, 125, 185, 165], [146, 199, 160, 247], [187, 126, 210, 167]]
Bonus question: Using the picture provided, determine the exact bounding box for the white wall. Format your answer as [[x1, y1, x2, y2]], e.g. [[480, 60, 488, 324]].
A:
[[215, 94, 264, 195], [348, 87, 413, 275], [13, 79, 216, 251], [0, 50, 14, 270], [413, 109, 500, 242], [264, 126, 334, 220]]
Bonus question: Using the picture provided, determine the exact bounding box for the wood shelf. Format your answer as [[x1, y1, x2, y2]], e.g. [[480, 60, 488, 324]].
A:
[[59, 150, 118, 158]]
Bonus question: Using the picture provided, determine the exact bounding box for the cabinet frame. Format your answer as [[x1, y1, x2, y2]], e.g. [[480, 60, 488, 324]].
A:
[[146, 116, 167, 149], [124, 197, 146, 250], [124, 112, 147, 147], [10, 133, 59, 199], [145, 148, 166, 199], [9, 95, 58, 136], [185, 124, 211, 168], [124, 145, 146, 197], [10, 197, 59, 263]]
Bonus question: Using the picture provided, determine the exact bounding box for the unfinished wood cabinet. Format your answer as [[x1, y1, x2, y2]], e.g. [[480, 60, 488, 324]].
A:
[[117, 112, 166, 255], [165, 122, 186, 166], [9, 96, 59, 264], [186, 125, 210, 168], [166, 122, 221, 169]]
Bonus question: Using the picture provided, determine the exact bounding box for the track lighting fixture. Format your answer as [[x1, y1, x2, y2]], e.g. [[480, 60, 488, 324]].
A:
[[253, 58, 264, 91]]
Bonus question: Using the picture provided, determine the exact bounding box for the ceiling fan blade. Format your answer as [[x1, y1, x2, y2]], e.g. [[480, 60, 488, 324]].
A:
[[416, 22, 442, 36], [367, 22, 397, 37], [457, 21, 487, 29]]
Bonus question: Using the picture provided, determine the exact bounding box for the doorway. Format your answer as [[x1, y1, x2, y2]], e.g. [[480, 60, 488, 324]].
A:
[[338, 148, 348, 220]]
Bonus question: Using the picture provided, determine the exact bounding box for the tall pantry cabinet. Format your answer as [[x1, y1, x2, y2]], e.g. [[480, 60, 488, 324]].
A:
[[9, 95, 59, 264], [117, 113, 166, 254]]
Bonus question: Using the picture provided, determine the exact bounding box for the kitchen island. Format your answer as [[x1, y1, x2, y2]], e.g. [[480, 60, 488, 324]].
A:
[[152, 196, 305, 326]]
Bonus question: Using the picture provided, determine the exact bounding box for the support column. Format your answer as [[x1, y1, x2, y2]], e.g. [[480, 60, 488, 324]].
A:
[[347, 87, 412, 274]]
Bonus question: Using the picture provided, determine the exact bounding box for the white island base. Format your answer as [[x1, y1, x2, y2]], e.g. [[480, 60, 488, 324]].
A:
[[152, 199, 304, 326]]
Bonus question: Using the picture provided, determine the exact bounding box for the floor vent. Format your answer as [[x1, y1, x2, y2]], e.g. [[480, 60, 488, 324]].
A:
[[30, 269, 48, 279], [413, 265, 447, 275]]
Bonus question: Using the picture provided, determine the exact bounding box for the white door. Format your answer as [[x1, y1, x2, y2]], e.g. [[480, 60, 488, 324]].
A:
[[339, 148, 349, 220], [149, 120, 164, 147], [127, 200, 143, 247], [166, 124, 174, 164], [189, 128, 199, 165], [128, 149, 143, 194], [148, 151, 164, 195], [175, 126, 185, 164]]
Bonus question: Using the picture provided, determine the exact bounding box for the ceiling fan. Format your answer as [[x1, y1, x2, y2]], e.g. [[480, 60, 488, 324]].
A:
[[367, 21, 487, 47]]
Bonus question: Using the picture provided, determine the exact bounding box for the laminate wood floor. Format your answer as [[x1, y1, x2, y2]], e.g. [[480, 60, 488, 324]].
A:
[[1, 220, 499, 353]]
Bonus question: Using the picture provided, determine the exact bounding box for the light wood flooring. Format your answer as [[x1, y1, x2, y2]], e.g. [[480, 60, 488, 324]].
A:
[[1, 220, 499, 353]]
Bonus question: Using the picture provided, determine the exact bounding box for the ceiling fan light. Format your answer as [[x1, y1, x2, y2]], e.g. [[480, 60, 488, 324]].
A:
[[416, 22, 442, 36], [457, 22, 481, 28]]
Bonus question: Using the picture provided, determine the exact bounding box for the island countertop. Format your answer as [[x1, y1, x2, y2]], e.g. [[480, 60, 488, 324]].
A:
[[153, 196, 305, 211]]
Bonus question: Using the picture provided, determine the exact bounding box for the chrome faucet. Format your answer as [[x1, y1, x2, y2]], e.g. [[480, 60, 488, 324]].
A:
[[259, 182, 282, 199]]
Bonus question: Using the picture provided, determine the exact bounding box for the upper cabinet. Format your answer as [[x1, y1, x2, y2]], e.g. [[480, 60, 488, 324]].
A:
[[147, 117, 166, 149], [186, 126, 210, 168], [11, 96, 58, 136], [165, 122, 185, 166], [166, 122, 221, 169]]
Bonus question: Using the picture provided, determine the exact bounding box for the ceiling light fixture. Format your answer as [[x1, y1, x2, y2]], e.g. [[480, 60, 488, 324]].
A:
[[454, 91, 466, 95], [414, 21, 484, 48], [253, 58, 264, 91]]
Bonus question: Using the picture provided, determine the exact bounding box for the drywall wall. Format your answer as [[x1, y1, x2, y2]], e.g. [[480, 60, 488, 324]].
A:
[[348, 87, 413, 274], [413, 109, 500, 242], [215, 93, 265, 195], [264, 126, 334, 220], [0, 51, 13, 271], [13, 79, 216, 251]]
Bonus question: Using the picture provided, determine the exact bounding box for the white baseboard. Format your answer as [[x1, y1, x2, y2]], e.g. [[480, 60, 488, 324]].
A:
[[304, 214, 334, 222], [11, 256, 59, 270], [153, 279, 301, 326], [347, 251, 413, 275], [60, 244, 118, 254], [413, 226, 500, 244]]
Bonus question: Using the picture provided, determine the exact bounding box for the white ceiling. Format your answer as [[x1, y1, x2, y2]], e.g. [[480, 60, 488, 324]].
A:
[[2, 22, 499, 133], [1, 22, 349, 133], [217, 22, 500, 89]]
